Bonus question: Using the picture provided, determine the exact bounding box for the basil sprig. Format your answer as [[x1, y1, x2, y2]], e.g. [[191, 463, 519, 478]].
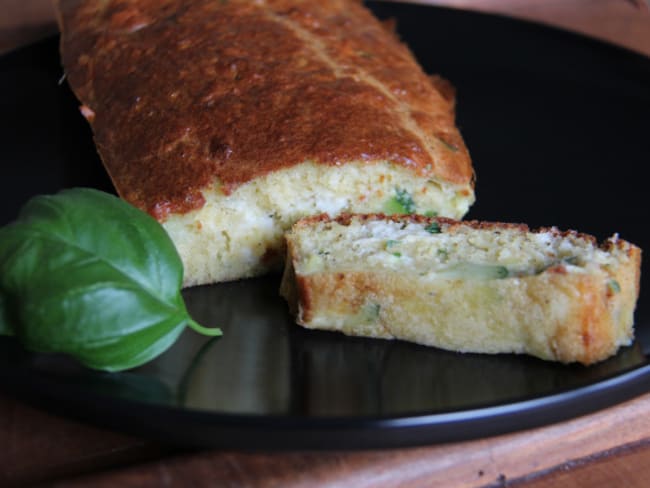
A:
[[0, 188, 221, 372]]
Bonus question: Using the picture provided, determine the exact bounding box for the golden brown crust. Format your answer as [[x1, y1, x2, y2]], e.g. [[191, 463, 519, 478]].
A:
[[290, 267, 636, 365], [58, 0, 473, 220]]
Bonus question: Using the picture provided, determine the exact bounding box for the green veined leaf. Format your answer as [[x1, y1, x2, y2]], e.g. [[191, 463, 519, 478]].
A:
[[0, 188, 220, 371]]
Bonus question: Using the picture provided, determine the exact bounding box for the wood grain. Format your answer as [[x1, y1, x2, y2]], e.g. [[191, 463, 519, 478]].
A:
[[521, 441, 650, 488], [0, 0, 57, 54], [0, 1, 649, 486], [2, 0, 650, 57], [401, 0, 650, 57], [37, 390, 650, 487], [0, 393, 171, 487]]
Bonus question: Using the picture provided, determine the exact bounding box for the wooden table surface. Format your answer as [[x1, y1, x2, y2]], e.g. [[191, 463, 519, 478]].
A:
[[1, 1, 650, 487]]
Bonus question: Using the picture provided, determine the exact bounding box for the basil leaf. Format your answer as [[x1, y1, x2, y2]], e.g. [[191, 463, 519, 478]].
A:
[[0, 188, 220, 372]]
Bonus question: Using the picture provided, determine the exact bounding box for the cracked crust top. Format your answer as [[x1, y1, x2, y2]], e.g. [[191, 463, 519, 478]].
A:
[[57, 0, 474, 220]]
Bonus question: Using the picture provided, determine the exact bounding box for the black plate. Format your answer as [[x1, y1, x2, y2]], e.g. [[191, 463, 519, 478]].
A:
[[1, 2, 650, 450]]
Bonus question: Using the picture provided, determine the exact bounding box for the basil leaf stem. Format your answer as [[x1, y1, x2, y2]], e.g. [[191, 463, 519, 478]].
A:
[[186, 318, 223, 336]]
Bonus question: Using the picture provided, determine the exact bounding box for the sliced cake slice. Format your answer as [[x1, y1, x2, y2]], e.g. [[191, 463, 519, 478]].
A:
[[280, 214, 641, 365]]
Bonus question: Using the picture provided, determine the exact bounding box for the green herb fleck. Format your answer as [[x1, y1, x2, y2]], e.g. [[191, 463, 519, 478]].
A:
[[438, 263, 509, 280], [392, 252, 402, 258], [384, 187, 416, 215], [436, 136, 459, 152], [395, 188, 416, 213], [425, 222, 441, 234], [437, 248, 449, 260], [496, 266, 509, 279], [383, 198, 404, 215], [363, 302, 381, 322], [385, 240, 400, 249], [608, 279, 621, 294], [423, 210, 438, 217]]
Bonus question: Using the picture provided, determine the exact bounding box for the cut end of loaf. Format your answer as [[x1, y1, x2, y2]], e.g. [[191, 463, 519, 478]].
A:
[[163, 162, 474, 286]]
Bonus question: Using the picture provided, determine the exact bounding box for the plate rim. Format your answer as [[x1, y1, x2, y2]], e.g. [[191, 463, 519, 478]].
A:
[[1, 1, 649, 449], [2, 352, 650, 449]]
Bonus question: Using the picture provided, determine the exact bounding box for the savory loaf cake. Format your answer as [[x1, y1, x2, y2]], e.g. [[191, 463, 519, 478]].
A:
[[280, 214, 642, 364], [56, 0, 475, 286]]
